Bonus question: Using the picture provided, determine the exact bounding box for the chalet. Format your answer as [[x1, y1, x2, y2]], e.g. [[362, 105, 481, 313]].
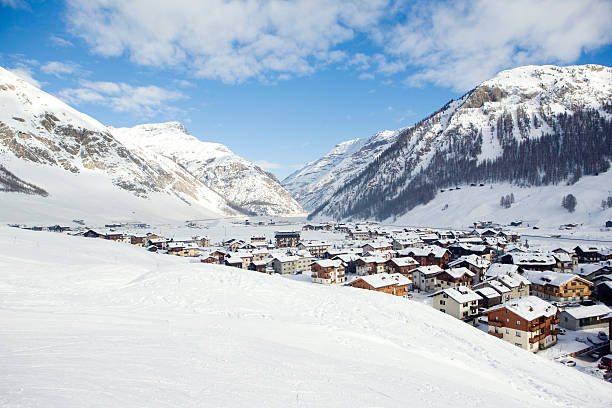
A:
[[47, 225, 71, 232], [350, 273, 412, 296], [103, 232, 130, 243], [251, 248, 270, 262], [331, 253, 359, 274], [432, 287, 482, 325], [501, 253, 557, 272], [494, 273, 531, 299], [575, 261, 612, 281], [311, 260, 346, 285], [361, 241, 394, 253], [485, 296, 559, 352], [224, 255, 244, 268], [355, 256, 387, 276], [448, 254, 490, 284], [249, 259, 274, 274], [449, 243, 492, 261], [434, 267, 475, 290], [474, 280, 513, 303], [167, 243, 199, 257], [275, 231, 300, 248], [574, 246, 612, 263], [475, 286, 502, 309], [485, 263, 519, 279], [550, 252, 576, 272], [251, 236, 267, 244], [594, 281, 612, 305], [385, 257, 419, 279], [83, 229, 102, 238], [129, 234, 148, 246], [228, 240, 246, 252], [297, 240, 331, 258], [412, 265, 443, 292], [391, 237, 422, 250], [398, 245, 450, 268], [524, 270, 593, 303], [349, 229, 370, 240], [272, 254, 311, 275], [200, 255, 218, 264], [559, 305, 612, 331], [209, 250, 226, 263]]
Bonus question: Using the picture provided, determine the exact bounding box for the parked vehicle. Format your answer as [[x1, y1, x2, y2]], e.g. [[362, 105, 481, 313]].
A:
[[598, 354, 612, 371], [598, 331, 609, 341], [575, 337, 588, 344], [558, 328, 566, 335], [562, 360, 576, 367], [589, 351, 602, 360]]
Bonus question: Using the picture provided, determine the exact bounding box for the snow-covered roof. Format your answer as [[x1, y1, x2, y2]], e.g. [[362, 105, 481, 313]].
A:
[[399, 245, 448, 258], [356, 273, 411, 289], [357, 255, 387, 264], [524, 270, 588, 287], [509, 253, 556, 266], [576, 261, 611, 276], [485, 280, 511, 293], [388, 257, 418, 267], [443, 267, 475, 279], [313, 259, 343, 268], [487, 296, 557, 321], [563, 305, 612, 320], [440, 287, 482, 303], [498, 273, 530, 288], [273, 255, 300, 263], [475, 287, 501, 299], [415, 265, 444, 276], [486, 263, 519, 277], [448, 254, 490, 269]]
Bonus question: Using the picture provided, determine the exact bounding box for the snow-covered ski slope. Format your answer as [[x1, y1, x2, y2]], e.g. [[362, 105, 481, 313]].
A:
[[1, 227, 610, 407]]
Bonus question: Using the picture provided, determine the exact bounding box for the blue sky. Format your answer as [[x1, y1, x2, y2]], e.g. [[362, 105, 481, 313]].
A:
[[2, 0, 612, 179]]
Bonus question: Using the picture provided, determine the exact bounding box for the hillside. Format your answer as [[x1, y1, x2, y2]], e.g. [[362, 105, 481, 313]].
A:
[[1, 226, 611, 407], [302, 64, 612, 224], [0, 67, 242, 223], [111, 122, 306, 216], [282, 129, 403, 211]]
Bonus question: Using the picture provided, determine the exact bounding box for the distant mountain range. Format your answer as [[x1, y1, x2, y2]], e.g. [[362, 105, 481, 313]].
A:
[[0, 66, 304, 222], [283, 64, 612, 224]]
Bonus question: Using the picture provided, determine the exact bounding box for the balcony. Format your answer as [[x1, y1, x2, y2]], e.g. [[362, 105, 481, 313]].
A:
[[551, 328, 561, 335], [488, 320, 504, 327], [552, 317, 560, 324], [529, 333, 546, 343], [489, 332, 503, 339]]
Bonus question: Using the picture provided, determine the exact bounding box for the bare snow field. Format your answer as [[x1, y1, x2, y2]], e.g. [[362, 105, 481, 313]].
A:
[[1, 227, 611, 407]]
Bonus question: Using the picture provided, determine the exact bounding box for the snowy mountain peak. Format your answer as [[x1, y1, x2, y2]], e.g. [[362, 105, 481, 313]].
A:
[[111, 124, 305, 216], [291, 64, 612, 224]]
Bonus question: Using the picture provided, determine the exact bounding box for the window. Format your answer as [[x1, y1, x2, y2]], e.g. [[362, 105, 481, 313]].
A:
[[516, 331, 521, 337], [505, 329, 509, 334], [517, 321, 520, 326], [440, 300, 446, 305]]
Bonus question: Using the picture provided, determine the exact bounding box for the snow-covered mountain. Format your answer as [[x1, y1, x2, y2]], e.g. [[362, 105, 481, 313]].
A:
[[111, 122, 305, 216], [282, 129, 403, 211], [0, 66, 243, 223], [305, 64, 612, 224]]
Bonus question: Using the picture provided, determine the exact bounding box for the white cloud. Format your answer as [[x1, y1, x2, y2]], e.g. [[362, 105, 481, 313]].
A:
[[41, 61, 79, 77], [8, 64, 40, 87], [59, 80, 185, 116], [49, 35, 74, 47], [62, 0, 612, 89], [254, 160, 280, 170], [383, 0, 612, 90], [65, 0, 389, 83], [1, 0, 28, 9]]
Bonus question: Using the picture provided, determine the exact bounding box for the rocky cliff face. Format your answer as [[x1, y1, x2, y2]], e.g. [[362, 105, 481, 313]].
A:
[[111, 122, 306, 216], [298, 64, 612, 221]]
